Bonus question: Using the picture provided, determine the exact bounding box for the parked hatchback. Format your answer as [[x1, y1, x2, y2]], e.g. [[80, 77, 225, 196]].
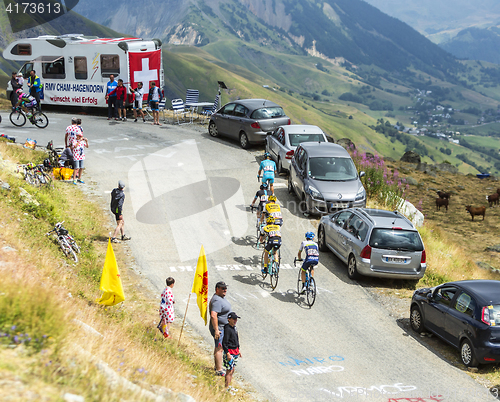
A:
[[266, 125, 328, 173], [318, 208, 426, 280], [288, 142, 366, 215], [410, 280, 500, 367], [208, 99, 290, 149]]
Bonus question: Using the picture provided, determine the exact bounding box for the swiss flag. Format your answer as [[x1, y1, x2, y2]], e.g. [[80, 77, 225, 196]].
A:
[[129, 50, 161, 101]]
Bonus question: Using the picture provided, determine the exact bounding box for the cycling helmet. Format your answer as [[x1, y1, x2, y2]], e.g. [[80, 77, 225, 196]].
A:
[[16, 88, 22, 94], [268, 195, 277, 202], [305, 231, 315, 240], [264, 152, 271, 158], [262, 182, 268, 188], [266, 216, 275, 224]]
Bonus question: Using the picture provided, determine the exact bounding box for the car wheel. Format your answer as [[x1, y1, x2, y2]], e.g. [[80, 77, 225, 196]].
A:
[[460, 339, 479, 367], [239, 132, 249, 149], [208, 121, 219, 137], [347, 254, 359, 279], [410, 305, 424, 333], [318, 226, 328, 251], [288, 175, 293, 194], [277, 157, 284, 174]]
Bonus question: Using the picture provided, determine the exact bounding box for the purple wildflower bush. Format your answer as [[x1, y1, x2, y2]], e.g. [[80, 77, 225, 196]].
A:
[[348, 146, 408, 210]]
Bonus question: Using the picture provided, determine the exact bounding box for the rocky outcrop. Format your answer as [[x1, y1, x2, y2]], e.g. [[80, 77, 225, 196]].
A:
[[400, 151, 421, 164], [336, 138, 354, 150]]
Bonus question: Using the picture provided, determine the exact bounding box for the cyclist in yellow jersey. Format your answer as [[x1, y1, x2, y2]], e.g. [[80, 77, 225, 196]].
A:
[[261, 194, 283, 227], [261, 216, 282, 274]]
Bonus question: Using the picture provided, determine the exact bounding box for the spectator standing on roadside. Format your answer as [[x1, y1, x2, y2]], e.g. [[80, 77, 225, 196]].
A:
[[209, 281, 231, 376], [130, 82, 146, 122], [105, 74, 118, 120], [65, 117, 82, 148], [16, 72, 24, 86], [110, 180, 131, 243], [10, 72, 22, 107], [158, 277, 175, 338], [27, 70, 42, 112], [222, 312, 241, 390], [110, 79, 127, 121], [147, 81, 162, 126], [71, 131, 88, 185]]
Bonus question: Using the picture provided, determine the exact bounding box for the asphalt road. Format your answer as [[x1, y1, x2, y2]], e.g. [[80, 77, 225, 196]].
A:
[[1, 112, 496, 402]]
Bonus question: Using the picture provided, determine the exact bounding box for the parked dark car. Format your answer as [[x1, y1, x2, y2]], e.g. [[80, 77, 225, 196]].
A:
[[208, 99, 290, 149], [410, 280, 500, 367], [318, 208, 426, 280]]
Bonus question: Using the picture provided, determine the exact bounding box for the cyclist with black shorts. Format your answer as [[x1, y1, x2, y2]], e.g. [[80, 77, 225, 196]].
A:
[[298, 232, 319, 294], [261, 194, 282, 226], [15, 89, 37, 121], [250, 182, 271, 220], [261, 216, 281, 274], [258, 152, 277, 194]]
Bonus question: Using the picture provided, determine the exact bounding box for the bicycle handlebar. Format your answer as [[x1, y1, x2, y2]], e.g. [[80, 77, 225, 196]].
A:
[[294, 258, 303, 265]]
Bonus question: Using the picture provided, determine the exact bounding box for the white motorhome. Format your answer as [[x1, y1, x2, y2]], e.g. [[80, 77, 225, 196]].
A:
[[3, 34, 163, 107]]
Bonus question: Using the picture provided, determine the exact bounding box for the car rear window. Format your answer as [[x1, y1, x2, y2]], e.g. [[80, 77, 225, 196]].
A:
[[251, 107, 285, 119], [289, 134, 325, 147], [369, 228, 424, 251]]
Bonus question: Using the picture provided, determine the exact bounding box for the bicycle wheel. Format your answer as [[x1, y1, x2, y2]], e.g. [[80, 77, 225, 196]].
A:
[[25, 170, 37, 186], [10, 111, 26, 127], [59, 237, 78, 263], [33, 112, 49, 129], [297, 267, 303, 295], [306, 277, 317, 307], [42, 171, 53, 187], [270, 259, 279, 290], [68, 236, 80, 253], [260, 249, 267, 279]]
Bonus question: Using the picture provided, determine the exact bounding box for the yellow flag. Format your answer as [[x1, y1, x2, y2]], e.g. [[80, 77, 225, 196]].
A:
[[191, 245, 208, 325], [97, 238, 125, 306]]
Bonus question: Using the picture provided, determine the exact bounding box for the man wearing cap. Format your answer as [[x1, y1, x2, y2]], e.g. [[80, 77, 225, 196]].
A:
[[209, 281, 231, 376], [10, 72, 22, 107], [222, 312, 241, 390], [110, 180, 131, 243]]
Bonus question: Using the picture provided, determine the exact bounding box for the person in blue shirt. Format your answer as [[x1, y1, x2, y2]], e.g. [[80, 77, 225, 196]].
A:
[[258, 152, 277, 194], [27, 70, 42, 112], [297, 232, 319, 294], [105, 74, 118, 120]]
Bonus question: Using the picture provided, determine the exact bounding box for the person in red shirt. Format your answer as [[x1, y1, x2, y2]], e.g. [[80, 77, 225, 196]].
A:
[[109, 79, 128, 121]]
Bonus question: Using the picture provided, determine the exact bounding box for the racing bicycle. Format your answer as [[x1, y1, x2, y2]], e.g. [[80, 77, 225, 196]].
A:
[[261, 238, 280, 290], [250, 204, 265, 249], [10, 106, 49, 129], [17, 163, 52, 188], [295, 258, 316, 307], [46, 222, 80, 262]]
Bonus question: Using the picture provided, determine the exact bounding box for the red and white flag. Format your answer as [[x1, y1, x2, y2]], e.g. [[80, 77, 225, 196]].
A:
[[129, 50, 161, 100]]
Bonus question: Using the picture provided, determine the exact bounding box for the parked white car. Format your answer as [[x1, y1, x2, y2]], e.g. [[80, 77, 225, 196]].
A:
[[265, 125, 328, 173]]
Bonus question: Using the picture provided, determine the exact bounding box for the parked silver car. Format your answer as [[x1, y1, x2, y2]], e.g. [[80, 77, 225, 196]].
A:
[[288, 142, 366, 215], [208, 99, 290, 149], [266, 125, 328, 173], [318, 208, 427, 280]]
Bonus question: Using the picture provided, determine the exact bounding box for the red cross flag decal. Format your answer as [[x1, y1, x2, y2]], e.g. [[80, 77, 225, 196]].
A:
[[129, 50, 161, 100]]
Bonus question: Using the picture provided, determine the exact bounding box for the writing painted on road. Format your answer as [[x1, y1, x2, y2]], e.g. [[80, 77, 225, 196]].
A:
[[320, 383, 417, 398], [388, 397, 443, 402], [279, 355, 344, 367], [291, 365, 344, 376], [170, 263, 296, 272]]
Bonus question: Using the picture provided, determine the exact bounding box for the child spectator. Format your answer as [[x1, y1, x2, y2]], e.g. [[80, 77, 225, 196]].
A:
[[158, 277, 175, 338], [222, 312, 241, 391]]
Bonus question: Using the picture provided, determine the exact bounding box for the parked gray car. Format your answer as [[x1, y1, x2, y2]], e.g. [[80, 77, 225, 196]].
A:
[[208, 99, 290, 149], [288, 142, 366, 215], [318, 208, 427, 280], [266, 125, 328, 173]]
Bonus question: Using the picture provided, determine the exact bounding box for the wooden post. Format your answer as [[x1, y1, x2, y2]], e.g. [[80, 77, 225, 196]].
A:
[[178, 293, 191, 347]]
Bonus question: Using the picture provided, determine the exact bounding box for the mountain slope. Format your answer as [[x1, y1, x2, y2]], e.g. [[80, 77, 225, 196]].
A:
[[74, 0, 461, 77], [441, 27, 500, 64]]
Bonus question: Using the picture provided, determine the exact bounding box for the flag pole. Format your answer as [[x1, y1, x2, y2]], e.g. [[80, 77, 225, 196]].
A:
[[178, 293, 191, 347]]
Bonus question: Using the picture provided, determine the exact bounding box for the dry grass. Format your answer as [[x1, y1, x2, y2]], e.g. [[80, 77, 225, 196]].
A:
[[0, 140, 255, 402]]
